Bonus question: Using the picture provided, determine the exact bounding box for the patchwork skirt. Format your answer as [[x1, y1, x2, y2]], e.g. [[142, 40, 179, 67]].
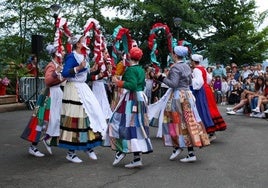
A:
[[21, 87, 50, 143], [161, 90, 210, 148], [106, 91, 153, 154]]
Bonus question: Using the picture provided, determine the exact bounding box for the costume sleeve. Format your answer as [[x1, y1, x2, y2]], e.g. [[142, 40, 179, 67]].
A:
[[88, 69, 100, 81], [192, 68, 204, 90], [45, 63, 62, 87], [162, 66, 180, 88], [121, 68, 138, 91], [62, 54, 79, 78]]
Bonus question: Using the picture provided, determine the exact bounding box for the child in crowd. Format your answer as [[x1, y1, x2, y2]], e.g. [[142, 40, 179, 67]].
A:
[[221, 77, 229, 105], [213, 76, 222, 103]]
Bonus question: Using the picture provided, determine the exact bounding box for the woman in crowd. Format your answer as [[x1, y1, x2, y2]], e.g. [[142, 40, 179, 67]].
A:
[[248, 76, 266, 118], [252, 78, 268, 114]]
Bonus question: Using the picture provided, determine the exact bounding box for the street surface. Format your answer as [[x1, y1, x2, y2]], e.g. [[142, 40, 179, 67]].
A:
[[0, 105, 267, 188]]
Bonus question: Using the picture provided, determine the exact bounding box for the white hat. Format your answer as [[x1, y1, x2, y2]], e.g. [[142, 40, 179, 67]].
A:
[[45, 44, 57, 55], [68, 35, 89, 49], [68, 35, 82, 45], [174, 46, 188, 57], [191, 54, 203, 63]]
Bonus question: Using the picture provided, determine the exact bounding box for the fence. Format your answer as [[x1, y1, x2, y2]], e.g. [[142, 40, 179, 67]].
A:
[[19, 77, 45, 107]]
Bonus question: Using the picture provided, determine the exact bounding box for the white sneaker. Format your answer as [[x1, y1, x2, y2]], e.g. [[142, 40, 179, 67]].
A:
[[180, 155, 197, 163], [169, 148, 182, 160], [28, 146, 45, 157], [227, 110, 236, 115], [226, 107, 233, 111], [112, 152, 126, 166], [86, 150, 97, 160], [264, 109, 268, 114], [236, 108, 244, 113], [42, 139, 52, 155], [209, 133, 217, 142], [124, 160, 143, 168], [252, 107, 260, 113], [255, 112, 265, 118], [66, 152, 82, 163], [249, 113, 255, 117]]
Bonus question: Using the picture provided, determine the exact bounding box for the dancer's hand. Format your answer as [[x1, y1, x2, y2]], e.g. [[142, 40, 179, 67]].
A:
[[112, 76, 118, 83]]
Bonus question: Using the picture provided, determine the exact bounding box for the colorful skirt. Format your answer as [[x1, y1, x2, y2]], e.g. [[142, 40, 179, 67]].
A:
[[59, 82, 102, 151], [106, 91, 153, 154], [21, 88, 50, 143], [203, 84, 227, 133], [161, 90, 210, 148], [191, 86, 214, 130]]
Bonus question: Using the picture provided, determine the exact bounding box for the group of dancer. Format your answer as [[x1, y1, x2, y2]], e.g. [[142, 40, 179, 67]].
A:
[[20, 18, 227, 168]]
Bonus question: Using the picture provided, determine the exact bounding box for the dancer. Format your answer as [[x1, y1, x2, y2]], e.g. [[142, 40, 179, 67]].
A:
[[190, 54, 215, 139], [59, 35, 107, 163], [21, 44, 66, 157], [42, 44, 66, 154], [107, 47, 153, 168], [191, 54, 227, 140], [89, 49, 113, 121], [156, 46, 210, 162]]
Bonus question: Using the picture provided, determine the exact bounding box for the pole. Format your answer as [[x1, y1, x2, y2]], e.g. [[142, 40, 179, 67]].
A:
[[35, 55, 38, 103]]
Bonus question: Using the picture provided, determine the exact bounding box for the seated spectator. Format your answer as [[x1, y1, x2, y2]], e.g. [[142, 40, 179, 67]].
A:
[[240, 64, 252, 82], [250, 76, 267, 117], [249, 76, 265, 104], [231, 63, 240, 81], [228, 83, 243, 105], [226, 76, 258, 115]]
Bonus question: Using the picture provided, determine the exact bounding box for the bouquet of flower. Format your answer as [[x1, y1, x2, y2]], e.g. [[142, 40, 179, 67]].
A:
[[0, 77, 10, 86]]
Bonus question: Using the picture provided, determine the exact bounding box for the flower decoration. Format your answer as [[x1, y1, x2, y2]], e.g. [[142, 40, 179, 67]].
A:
[[0, 77, 10, 86]]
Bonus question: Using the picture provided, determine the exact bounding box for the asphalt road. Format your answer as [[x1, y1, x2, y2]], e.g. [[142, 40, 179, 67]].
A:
[[0, 105, 267, 188]]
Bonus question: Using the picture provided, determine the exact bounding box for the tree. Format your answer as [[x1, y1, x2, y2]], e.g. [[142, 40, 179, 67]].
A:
[[199, 0, 268, 66]]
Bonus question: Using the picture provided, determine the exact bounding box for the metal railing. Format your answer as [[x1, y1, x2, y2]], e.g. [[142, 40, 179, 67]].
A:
[[19, 77, 45, 109]]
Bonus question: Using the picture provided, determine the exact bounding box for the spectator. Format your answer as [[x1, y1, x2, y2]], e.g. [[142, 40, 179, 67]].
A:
[[144, 65, 154, 104], [206, 67, 213, 78], [240, 64, 252, 81], [221, 77, 229, 105], [231, 63, 240, 81], [26, 55, 38, 77], [248, 76, 265, 118], [252, 78, 268, 114], [228, 83, 243, 105], [213, 76, 222, 103], [160, 67, 169, 97], [212, 62, 226, 78]]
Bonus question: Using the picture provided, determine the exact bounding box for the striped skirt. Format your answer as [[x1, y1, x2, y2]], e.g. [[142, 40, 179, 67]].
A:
[[59, 82, 102, 151]]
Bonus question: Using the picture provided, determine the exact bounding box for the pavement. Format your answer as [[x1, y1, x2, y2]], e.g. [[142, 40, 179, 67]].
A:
[[0, 102, 27, 113], [0, 105, 268, 188]]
